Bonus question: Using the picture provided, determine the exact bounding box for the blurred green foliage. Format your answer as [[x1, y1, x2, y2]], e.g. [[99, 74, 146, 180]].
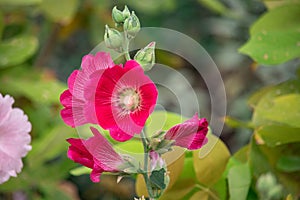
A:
[[0, 0, 299, 199]]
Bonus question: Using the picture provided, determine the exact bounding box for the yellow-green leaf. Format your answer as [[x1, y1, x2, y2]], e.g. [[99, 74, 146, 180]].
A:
[[239, 4, 300, 65], [193, 133, 230, 186]]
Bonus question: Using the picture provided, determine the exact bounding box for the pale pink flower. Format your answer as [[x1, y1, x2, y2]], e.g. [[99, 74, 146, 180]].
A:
[[164, 113, 208, 150], [67, 127, 125, 182], [0, 94, 31, 184]]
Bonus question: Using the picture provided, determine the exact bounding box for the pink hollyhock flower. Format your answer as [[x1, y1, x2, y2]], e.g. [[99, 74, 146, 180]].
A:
[[60, 52, 114, 127], [164, 113, 208, 150], [60, 52, 157, 142], [94, 60, 157, 141], [67, 127, 126, 182], [0, 94, 31, 184]]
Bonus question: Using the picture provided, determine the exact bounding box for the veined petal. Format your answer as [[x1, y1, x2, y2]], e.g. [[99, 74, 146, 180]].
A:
[[60, 52, 115, 128], [85, 127, 124, 171], [67, 70, 79, 94], [66, 127, 125, 182], [165, 113, 208, 150], [81, 52, 114, 75]]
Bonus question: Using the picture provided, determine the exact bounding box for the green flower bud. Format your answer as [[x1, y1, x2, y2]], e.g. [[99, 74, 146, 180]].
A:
[[256, 173, 284, 200], [104, 25, 123, 51], [134, 42, 156, 71], [149, 130, 173, 154], [122, 5, 130, 19], [112, 6, 125, 24], [123, 11, 140, 39]]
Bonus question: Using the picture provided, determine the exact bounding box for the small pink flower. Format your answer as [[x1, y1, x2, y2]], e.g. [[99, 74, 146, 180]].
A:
[[94, 60, 157, 141], [67, 127, 125, 182], [149, 151, 164, 171], [164, 113, 208, 150], [0, 94, 31, 184], [60, 52, 114, 127], [60, 52, 158, 142]]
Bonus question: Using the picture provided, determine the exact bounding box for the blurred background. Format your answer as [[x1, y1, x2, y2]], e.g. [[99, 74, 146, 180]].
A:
[[0, 0, 298, 199]]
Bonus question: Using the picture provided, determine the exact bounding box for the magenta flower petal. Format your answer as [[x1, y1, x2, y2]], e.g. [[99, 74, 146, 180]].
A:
[[86, 127, 124, 171], [90, 165, 105, 183], [67, 138, 94, 168], [81, 52, 114, 74], [109, 126, 134, 142], [164, 113, 208, 150], [67, 127, 124, 182], [0, 94, 31, 184], [95, 60, 158, 141], [67, 70, 79, 93], [60, 52, 115, 127]]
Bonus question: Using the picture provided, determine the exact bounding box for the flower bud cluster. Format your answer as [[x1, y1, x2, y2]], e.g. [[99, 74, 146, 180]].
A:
[[104, 6, 156, 70]]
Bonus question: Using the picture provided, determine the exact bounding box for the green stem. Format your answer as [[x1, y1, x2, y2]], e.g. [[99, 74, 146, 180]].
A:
[[141, 129, 155, 199], [124, 38, 131, 61]]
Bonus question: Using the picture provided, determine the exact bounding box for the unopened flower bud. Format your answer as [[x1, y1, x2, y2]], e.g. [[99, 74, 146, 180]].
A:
[[134, 42, 156, 71], [112, 6, 125, 24], [104, 25, 123, 51], [122, 6, 130, 19], [123, 11, 140, 39]]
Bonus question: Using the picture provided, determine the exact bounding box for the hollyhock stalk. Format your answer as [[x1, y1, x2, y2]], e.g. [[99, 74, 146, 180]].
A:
[[140, 130, 155, 198], [60, 5, 210, 200]]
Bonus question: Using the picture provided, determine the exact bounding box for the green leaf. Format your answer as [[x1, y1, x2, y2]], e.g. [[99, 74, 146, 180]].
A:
[[2, 76, 66, 104], [255, 94, 300, 128], [150, 168, 167, 190], [227, 163, 251, 200], [248, 85, 275, 108], [256, 125, 300, 147], [40, 0, 79, 24], [179, 157, 196, 180], [193, 133, 231, 186], [252, 79, 300, 127], [276, 155, 300, 172], [233, 145, 249, 163], [249, 137, 272, 177], [251, 141, 300, 195], [225, 116, 253, 129], [212, 177, 227, 200], [160, 179, 196, 200], [0, 0, 41, 5], [70, 166, 92, 176], [0, 35, 38, 68], [239, 4, 300, 65]]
